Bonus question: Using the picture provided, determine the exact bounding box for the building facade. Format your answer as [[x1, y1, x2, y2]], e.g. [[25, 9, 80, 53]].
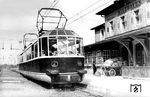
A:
[[84, 0, 150, 77], [0, 40, 22, 65]]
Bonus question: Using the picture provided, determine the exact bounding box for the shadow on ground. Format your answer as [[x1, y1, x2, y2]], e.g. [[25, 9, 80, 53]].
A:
[[22, 74, 87, 91]]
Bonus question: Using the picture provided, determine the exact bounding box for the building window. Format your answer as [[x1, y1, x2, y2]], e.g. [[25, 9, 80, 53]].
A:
[[110, 21, 114, 31], [134, 10, 140, 24], [102, 50, 111, 61], [147, 11, 150, 19], [95, 31, 100, 42], [96, 51, 103, 65], [131, 16, 134, 24], [87, 53, 92, 64], [102, 50, 120, 62], [92, 51, 96, 63], [121, 16, 127, 30], [106, 27, 109, 37], [107, 27, 109, 33], [117, 22, 120, 29], [101, 29, 104, 36], [101, 29, 105, 40]]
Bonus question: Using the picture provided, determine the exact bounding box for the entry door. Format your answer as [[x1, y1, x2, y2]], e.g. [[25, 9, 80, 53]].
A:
[[135, 43, 145, 66]]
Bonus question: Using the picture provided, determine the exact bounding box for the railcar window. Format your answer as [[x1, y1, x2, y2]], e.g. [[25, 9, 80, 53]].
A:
[[31, 45, 34, 58], [29, 48, 32, 59], [68, 37, 76, 55], [23, 53, 26, 62], [35, 42, 38, 58], [76, 38, 83, 56], [41, 37, 48, 56], [26, 47, 32, 60], [58, 36, 67, 55], [39, 39, 41, 56], [26, 52, 28, 61], [49, 37, 57, 56]]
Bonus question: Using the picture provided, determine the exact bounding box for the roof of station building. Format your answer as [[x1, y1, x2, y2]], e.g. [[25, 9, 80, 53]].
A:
[[96, 0, 130, 15], [90, 23, 105, 30]]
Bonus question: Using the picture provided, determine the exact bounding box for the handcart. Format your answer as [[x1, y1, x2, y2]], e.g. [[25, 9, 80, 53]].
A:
[[100, 66, 121, 76], [96, 58, 123, 76]]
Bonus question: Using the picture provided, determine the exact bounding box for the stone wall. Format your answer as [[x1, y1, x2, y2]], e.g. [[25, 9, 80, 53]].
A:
[[122, 66, 150, 77]]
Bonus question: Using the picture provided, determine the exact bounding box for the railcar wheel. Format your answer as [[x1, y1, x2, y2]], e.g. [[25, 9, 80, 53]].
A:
[[109, 69, 116, 76]]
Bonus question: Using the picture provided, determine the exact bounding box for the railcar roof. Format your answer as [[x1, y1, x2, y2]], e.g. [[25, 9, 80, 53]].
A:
[[40, 28, 80, 37]]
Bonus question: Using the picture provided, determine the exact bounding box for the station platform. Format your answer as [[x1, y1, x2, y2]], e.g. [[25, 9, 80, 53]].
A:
[[0, 69, 53, 97], [1, 68, 149, 97], [83, 73, 150, 97]]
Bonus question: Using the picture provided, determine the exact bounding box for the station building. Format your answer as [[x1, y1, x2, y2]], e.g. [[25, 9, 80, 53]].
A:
[[84, 0, 150, 77]]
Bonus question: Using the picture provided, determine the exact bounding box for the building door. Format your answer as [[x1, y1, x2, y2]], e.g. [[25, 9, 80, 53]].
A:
[[121, 46, 129, 66], [135, 43, 145, 66]]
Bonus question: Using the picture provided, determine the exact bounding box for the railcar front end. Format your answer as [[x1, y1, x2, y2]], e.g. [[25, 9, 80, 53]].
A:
[[46, 56, 86, 84]]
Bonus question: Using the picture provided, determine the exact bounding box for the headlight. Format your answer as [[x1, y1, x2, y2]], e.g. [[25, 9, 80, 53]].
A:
[[77, 61, 82, 66], [51, 61, 58, 67]]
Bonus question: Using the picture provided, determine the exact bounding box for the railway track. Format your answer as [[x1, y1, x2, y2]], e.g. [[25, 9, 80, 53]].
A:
[[74, 83, 103, 97], [49, 84, 103, 97], [39, 81, 103, 97], [76, 88, 103, 97], [25, 75, 103, 97]]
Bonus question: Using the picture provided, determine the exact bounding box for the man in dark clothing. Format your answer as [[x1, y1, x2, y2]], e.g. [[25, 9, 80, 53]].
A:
[[93, 62, 97, 74]]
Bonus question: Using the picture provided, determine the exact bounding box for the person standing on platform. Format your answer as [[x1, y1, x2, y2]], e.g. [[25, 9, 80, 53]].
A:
[[93, 61, 97, 75]]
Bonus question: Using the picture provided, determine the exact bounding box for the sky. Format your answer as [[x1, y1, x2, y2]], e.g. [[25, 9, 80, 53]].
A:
[[0, 0, 114, 46]]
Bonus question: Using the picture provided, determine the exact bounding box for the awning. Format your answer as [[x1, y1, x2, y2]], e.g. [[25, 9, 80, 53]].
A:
[[84, 25, 150, 48]]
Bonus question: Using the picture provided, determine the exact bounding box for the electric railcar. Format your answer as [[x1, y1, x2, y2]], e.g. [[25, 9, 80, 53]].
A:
[[18, 8, 87, 84]]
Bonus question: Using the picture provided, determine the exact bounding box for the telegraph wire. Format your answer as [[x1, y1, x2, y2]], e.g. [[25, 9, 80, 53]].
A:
[[68, 0, 102, 20], [67, 0, 114, 26]]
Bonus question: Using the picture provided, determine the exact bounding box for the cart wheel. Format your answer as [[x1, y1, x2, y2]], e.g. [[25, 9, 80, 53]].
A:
[[109, 69, 116, 76]]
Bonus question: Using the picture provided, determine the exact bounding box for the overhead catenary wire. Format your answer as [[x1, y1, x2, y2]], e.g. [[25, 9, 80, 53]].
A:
[[51, 0, 60, 8], [67, 0, 114, 26], [50, 0, 57, 7], [68, 0, 102, 20], [50, 0, 57, 8], [43, 0, 57, 16], [44, 0, 60, 16]]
